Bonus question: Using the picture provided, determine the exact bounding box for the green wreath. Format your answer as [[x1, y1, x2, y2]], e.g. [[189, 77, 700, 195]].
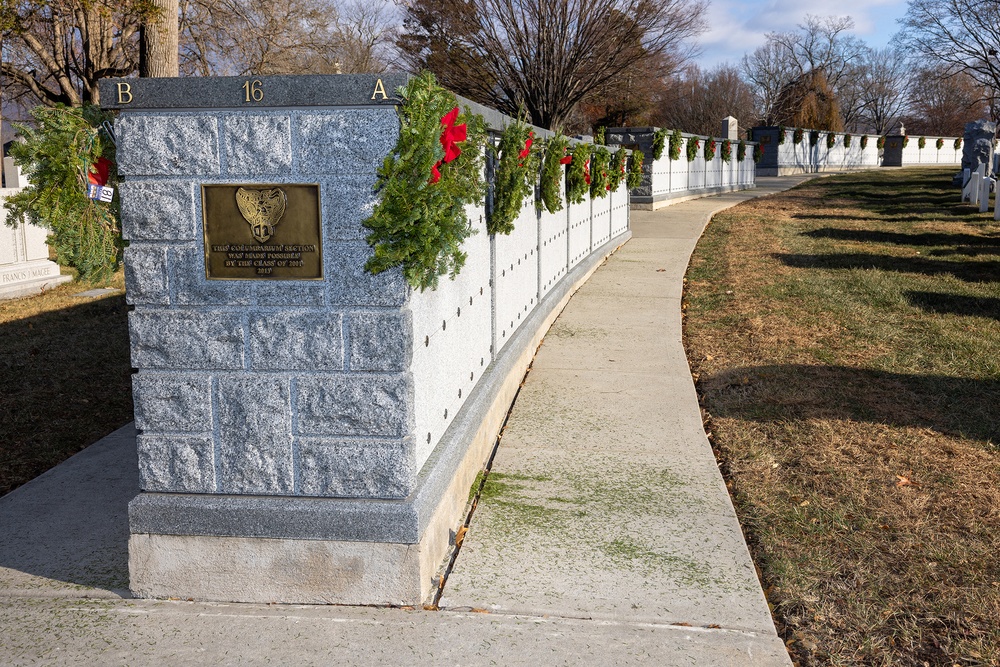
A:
[[777, 126, 786, 145], [793, 128, 804, 144], [538, 135, 568, 214], [363, 71, 487, 291], [651, 128, 668, 160], [737, 140, 747, 161], [490, 118, 536, 235], [860, 135, 869, 149], [704, 138, 717, 161], [590, 146, 611, 198], [918, 136, 926, 149], [686, 137, 700, 162], [566, 142, 592, 204], [626, 150, 643, 189], [844, 134, 852, 148], [753, 143, 764, 163], [668, 129, 683, 161], [609, 148, 627, 191], [954, 138, 962, 150], [826, 133, 836, 149]]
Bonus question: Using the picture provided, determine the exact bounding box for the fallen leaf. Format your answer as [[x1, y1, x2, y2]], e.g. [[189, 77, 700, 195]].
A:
[[471, 608, 490, 614], [896, 475, 920, 487], [656, 268, 666, 272], [455, 525, 468, 548]]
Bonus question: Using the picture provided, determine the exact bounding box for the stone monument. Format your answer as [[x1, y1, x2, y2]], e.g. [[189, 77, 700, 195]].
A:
[[961, 119, 997, 181], [721, 116, 738, 141]]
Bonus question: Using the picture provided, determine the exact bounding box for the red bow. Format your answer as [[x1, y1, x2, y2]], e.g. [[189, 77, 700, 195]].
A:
[[518, 132, 534, 160], [584, 159, 591, 185], [560, 147, 572, 165], [88, 157, 112, 186], [430, 107, 467, 184]]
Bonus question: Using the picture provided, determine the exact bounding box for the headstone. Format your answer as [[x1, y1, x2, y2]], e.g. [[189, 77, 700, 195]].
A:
[[0, 159, 71, 299], [980, 176, 994, 213], [721, 117, 738, 141], [967, 171, 981, 205], [961, 119, 996, 178]]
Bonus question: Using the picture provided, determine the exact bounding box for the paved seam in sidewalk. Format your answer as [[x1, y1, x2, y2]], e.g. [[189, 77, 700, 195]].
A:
[[0, 176, 814, 666]]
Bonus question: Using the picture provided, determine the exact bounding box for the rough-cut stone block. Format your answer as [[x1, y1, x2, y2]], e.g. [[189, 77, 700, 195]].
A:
[[321, 174, 379, 240], [253, 282, 325, 306], [120, 182, 196, 241], [217, 375, 293, 494], [117, 115, 220, 176], [329, 241, 407, 306], [133, 372, 213, 433], [297, 374, 411, 437], [123, 245, 169, 305], [296, 110, 398, 175], [348, 310, 411, 371], [249, 311, 343, 370], [130, 311, 244, 370], [137, 434, 216, 493], [171, 246, 251, 306], [298, 437, 414, 499], [223, 114, 292, 175]]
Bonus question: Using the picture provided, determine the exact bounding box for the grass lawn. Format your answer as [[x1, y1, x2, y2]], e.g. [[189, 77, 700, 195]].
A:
[[0, 273, 132, 496], [684, 167, 1000, 667]]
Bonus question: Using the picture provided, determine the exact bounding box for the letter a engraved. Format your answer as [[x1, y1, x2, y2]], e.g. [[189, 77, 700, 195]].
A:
[[117, 82, 133, 104], [371, 78, 388, 101]]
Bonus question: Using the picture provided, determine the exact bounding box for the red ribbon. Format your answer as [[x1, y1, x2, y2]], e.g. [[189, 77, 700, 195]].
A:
[[518, 132, 534, 160], [584, 159, 591, 185], [430, 107, 467, 184], [88, 157, 112, 186]]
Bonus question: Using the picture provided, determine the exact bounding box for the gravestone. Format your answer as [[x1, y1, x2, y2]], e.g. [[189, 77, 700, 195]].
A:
[[961, 119, 996, 182], [0, 159, 71, 299], [721, 116, 738, 141]]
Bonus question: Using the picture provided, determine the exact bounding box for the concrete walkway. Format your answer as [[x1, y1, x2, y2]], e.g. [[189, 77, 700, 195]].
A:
[[0, 176, 813, 666]]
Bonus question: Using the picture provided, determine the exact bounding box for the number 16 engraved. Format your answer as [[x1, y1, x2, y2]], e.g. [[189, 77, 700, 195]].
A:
[[242, 80, 264, 103]]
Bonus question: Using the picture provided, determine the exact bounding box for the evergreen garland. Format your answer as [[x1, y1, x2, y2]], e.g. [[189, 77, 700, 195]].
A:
[[777, 126, 786, 144], [860, 135, 869, 149], [686, 137, 700, 162], [594, 126, 606, 145], [538, 135, 568, 214], [668, 129, 683, 160], [609, 148, 627, 191], [936, 137, 944, 149], [626, 150, 643, 189], [793, 128, 804, 144], [737, 140, 747, 161], [918, 136, 927, 149], [589, 146, 611, 198], [6, 105, 121, 282], [753, 143, 764, 163], [844, 133, 852, 148], [651, 128, 668, 160], [490, 118, 536, 235], [566, 142, 592, 204], [877, 136, 886, 150], [362, 71, 487, 291], [954, 138, 962, 150], [704, 138, 717, 161], [720, 139, 732, 163], [826, 133, 837, 149]]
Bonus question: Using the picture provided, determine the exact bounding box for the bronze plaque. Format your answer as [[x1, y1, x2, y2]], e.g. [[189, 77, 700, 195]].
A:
[[202, 184, 323, 280]]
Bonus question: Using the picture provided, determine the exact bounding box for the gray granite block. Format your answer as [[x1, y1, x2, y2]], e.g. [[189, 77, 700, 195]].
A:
[[348, 310, 411, 371], [129, 310, 245, 370], [171, 246, 252, 306], [119, 182, 196, 241], [132, 372, 214, 433], [329, 241, 407, 306], [296, 109, 399, 175], [252, 282, 325, 306], [322, 174, 380, 240], [117, 115, 220, 176], [296, 374, 411, 437], [298, 437, 414, 499], [217, 375, 294, 494], [223, 114, 292, 175], [137, 434, 216, 493], [123, 245, 169, 305], [248, 311, 343, 371]]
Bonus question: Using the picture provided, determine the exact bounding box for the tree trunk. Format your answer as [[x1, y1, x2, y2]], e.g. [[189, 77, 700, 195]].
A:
[[140, 0, 179, 77]]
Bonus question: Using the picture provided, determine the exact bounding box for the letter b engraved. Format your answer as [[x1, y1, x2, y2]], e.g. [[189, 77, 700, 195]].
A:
[[117, 82, 133, 104]]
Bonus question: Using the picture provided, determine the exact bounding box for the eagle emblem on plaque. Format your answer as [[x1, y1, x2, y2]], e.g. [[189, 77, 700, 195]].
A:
[[236, 187, 287, 243]]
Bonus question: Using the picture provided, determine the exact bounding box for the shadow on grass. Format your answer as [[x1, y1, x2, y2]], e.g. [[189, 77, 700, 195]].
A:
[[802, 227, 1000, 248], [774, 252, 1000, 283], [702, 364, 1000, 444], [906, 291, 1000, 321]]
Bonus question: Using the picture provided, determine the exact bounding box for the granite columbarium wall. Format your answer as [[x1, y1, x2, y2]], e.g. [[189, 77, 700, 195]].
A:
[[103, 74, 630, 605]]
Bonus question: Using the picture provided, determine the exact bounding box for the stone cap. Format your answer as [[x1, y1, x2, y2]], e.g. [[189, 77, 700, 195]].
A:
[[100, 73, 410, 111]]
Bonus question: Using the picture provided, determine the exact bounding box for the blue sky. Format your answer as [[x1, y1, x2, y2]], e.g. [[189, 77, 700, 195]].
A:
[[694, 0, 911, 69]]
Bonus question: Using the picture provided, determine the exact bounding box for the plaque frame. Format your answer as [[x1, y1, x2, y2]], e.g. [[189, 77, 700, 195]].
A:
[[201, 183, 324, 281]]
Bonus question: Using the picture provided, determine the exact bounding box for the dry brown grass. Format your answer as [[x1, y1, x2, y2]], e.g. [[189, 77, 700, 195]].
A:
[[684, 168, 1000, 666], [0, 273, 132, 496]]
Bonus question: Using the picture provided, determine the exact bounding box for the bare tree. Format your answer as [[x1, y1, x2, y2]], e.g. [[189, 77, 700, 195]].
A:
[[903, 67, 991, 135], [655, 63, 757, 135], [741, 15, 867, 127], [899, 0, 1000, 103], [0, 0, 152, 106], [179, 0, 395, 76], [852, 47, 910, 134], [397, 0, 707, 130]]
